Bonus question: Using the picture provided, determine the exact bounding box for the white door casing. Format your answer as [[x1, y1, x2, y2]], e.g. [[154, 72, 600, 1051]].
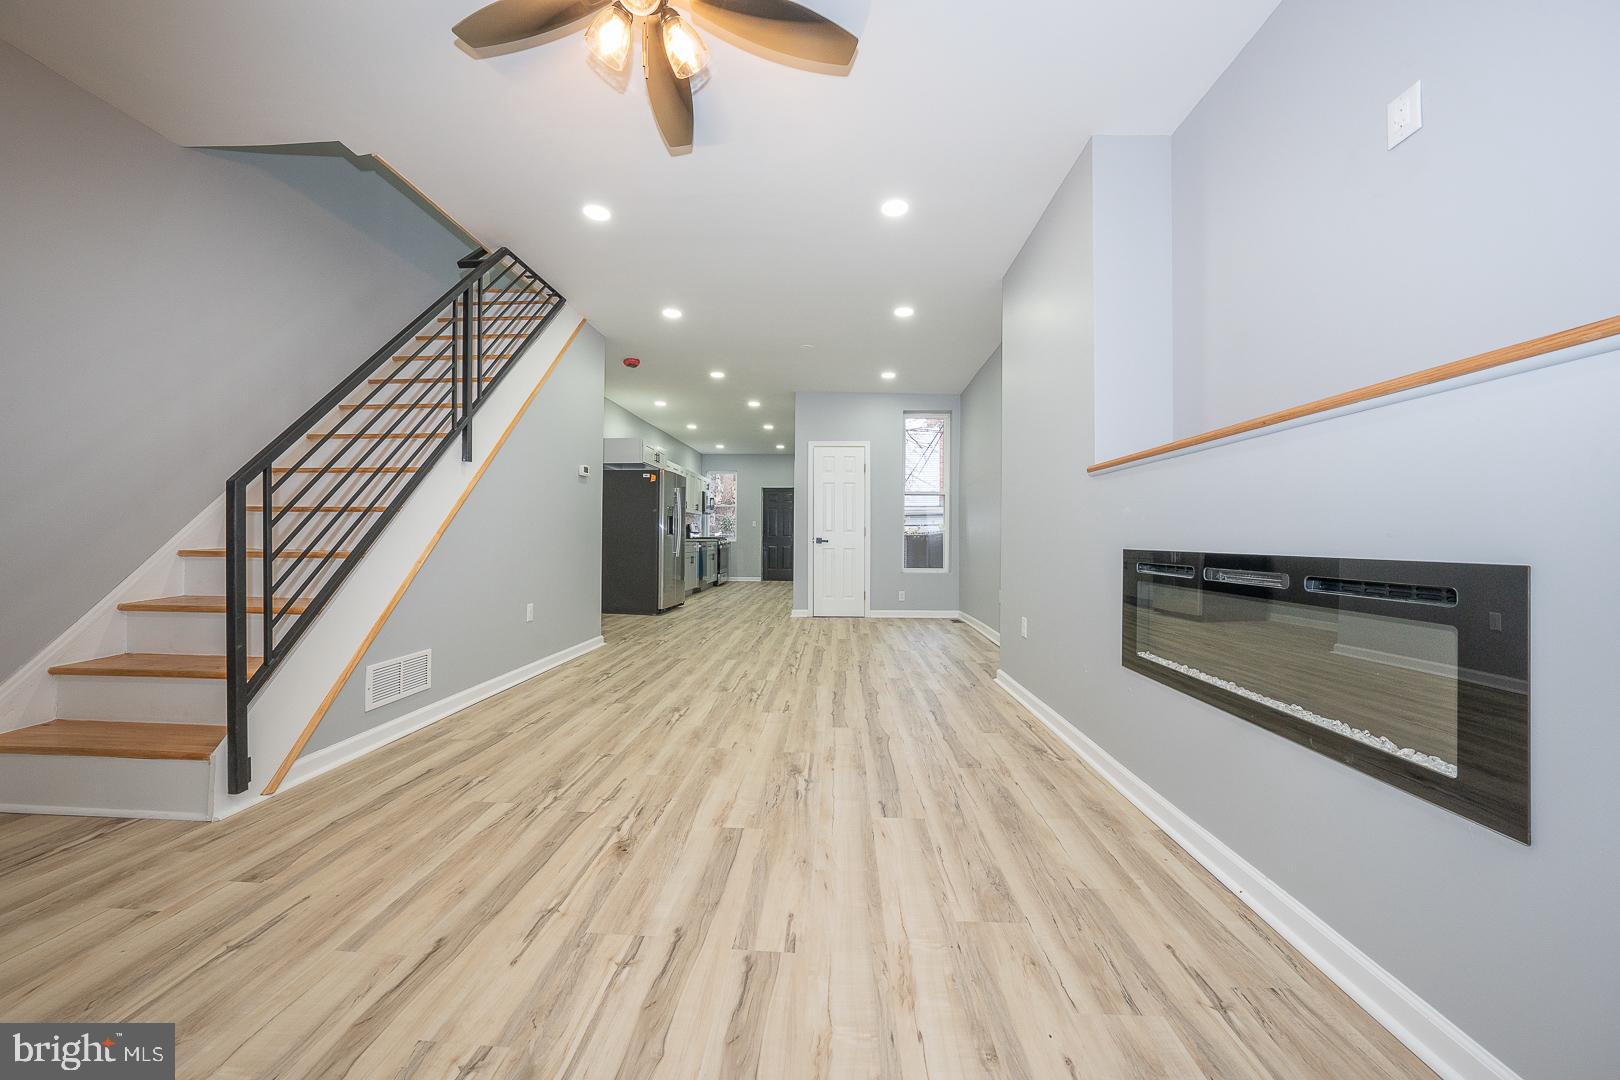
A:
[[809, 442, 869, 617]]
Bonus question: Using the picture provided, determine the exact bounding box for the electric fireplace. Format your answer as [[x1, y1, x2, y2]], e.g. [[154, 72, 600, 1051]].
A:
[[1122, 551, 1530, 842]]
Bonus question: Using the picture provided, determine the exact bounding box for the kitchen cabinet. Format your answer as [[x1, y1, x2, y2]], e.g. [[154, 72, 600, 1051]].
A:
[[686, 474, 705, 514], [684, 544, 700, 593], [603, 438, 665, 467]]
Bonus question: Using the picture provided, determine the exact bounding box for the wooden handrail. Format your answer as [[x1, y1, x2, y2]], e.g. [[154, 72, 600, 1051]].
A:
[[1089, 314, 1620, 473]]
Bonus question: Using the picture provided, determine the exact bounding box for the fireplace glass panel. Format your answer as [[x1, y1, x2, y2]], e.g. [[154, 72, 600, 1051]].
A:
[[1135, 581, 1460, 775]]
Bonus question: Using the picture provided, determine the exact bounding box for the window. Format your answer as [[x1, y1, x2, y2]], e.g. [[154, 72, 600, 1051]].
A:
[[903, 412, 948, 571], [710, 471, 738, 540]]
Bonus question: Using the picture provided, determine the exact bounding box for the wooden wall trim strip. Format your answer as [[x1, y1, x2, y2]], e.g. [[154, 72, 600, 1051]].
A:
[[261, 317, 587, 794], [1089, 314, 1620, 473], [370, 154, 485, 249]]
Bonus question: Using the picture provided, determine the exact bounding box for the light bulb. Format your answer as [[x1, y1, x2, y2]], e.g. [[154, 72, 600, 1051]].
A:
[[661, 12, 709, 80], [584, 4, 632, 71], [622, 0, 662, 15]]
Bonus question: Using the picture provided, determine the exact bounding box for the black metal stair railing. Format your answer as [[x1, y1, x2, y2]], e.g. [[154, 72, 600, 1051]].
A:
[[222, 247, 563, 793]]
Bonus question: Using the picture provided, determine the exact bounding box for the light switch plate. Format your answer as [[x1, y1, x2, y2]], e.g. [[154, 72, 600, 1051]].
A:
[[1388, 81, 1422, 149], [1020, 617, 1029, 639], [525, 603, 535, 622]]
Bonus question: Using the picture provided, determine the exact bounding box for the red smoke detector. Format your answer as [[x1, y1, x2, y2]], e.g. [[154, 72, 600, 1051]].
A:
[[622, 356, 641, 368]]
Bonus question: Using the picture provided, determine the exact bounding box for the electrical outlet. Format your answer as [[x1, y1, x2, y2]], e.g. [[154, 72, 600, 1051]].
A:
[[525, 603, 535, 623], [897, 590, 905, 602], [1387, 80, 1422, 149], [1020, 616, 1029, 639]]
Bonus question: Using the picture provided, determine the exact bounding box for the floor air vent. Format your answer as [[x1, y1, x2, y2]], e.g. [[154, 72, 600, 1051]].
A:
[[365, 649, 432, 711]]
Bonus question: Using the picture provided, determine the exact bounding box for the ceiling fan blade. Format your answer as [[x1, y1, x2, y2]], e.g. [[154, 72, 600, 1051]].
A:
[[683, 0, 857, 68], [453, 0, 608, 49], [643, 19, 694, 153]]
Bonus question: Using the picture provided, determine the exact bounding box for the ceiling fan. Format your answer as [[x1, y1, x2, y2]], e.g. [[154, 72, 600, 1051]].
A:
[[452, 0, 859, 154]]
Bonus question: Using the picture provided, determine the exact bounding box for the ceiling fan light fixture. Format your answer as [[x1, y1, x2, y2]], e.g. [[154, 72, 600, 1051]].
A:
[[622, 0, 663, 16], [660, 11, 710, 80], [584, 3, 633, 71]]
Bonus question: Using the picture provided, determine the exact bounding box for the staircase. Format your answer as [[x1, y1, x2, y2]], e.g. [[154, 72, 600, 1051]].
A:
[[0, 248, 563, 817]]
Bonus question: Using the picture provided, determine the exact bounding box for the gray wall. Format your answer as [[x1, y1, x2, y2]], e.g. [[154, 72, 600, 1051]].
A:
[[1091, 136, 1173, 461], [698, 453, 795, 580], [303, 326, 606, 754], [602, 398, 704, 475], [1172, 0, 1620, 436], [0, 42, 470, 680], [793, 392, 961, 614], [1000, 3, 1620, 1075], [958, 349, 1002, 633]]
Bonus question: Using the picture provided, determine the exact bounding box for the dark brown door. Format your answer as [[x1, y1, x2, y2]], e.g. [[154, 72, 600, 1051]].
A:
[[762, 487, 794, 581]]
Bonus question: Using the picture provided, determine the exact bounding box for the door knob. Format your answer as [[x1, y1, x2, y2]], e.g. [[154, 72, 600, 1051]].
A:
[[814, 537, 829, 544]]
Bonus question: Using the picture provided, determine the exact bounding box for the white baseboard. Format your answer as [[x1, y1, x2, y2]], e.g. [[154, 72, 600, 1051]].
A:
[[728, 576, 763, 582], [268, 636, 605, 799], [790, 607, 1001, 649], [956, 610, 1001, 646], [993, 669, 1522, 1080], [0, 803, 210, 822]]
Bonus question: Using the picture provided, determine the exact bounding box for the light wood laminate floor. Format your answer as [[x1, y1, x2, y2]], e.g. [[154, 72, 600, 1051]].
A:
[[0, 581, 1432, 1079]]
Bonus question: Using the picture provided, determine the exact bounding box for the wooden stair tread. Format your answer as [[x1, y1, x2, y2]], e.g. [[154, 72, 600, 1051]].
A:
[[0, 720, 223, 761], [368, 376, 497, 386], [48, 653, 260, 680], [435, 311, 549, 322], [271, 465, 417, 475], [247, 504, 389, 513], [119, 595, 310, 616], [179, 547, 351, 559], [391, 353, 514, 363], [306, 431, 445, 441], [414, 331, 529, 342]]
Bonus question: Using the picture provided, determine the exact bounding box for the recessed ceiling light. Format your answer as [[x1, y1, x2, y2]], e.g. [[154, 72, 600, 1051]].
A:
[[653, 399, 667, 407], [709, 371, 725, 380], [747, 400, 761, 408], [893, 306, 915, 319], [880, 371, 897, 380], [880, 198, 910, 218], [582, 203, 612, 222], [662, 307, 682, 319], [715, 443, 725, 450], [686, 423, 697, 430], [776, 443, 786, 450], [763, 423, 775, 430]]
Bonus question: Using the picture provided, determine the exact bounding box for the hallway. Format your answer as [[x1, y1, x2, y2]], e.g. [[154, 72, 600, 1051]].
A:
[[0, 582, 1430, 1078]]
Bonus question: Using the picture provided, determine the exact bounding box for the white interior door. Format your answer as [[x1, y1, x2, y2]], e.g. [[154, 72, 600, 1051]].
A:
[[811, 443, 867, 617]]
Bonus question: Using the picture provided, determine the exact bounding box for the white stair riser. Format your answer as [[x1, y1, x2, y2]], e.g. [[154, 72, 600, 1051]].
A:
[[182, 555, 346, 598], [123, 611, 305, 654], [0, 754, 214, 819], [56, 675, 226, 723], [247, 511, 390, 556], [265, 471, 421, 506]]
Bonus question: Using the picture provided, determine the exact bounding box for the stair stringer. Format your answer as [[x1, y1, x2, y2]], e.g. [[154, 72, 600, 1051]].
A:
[[215, 307, 585, 819]]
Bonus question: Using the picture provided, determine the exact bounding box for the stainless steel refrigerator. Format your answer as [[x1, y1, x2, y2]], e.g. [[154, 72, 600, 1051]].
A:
[[602, 468, 686, 614]]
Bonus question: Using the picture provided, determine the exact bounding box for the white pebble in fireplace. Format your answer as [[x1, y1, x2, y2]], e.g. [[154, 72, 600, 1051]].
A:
[[1137, 649, 1459, 778]]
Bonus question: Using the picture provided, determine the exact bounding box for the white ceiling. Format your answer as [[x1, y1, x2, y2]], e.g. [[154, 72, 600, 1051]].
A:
[[0, 0, 1277, 455]]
